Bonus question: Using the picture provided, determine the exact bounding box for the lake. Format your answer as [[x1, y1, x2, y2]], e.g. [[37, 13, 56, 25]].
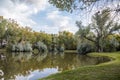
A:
[[0, 52, 110, 80]]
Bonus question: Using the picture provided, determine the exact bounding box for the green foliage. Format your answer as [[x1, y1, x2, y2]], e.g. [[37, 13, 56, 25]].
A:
[[23, 42, 32, 52], [0, 18, 6, 38], [0, 17, 7, 48], [11, 44, 16, 52], [77, 42, 93, 55], [114, 34, 120, 50], [49, 0, 74, 12], [48, 0, 114, 13], [0, 17, 77, 51], [102, 37, 119, 52], [8, 41, 32, 52], [58, 31, 77, 50], [17, 43, 24, 52], [33, 41, 48, 52], [76, 9, 120, 52]]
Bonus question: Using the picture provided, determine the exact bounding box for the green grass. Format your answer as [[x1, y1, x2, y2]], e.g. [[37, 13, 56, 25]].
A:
[[40, 52, 120, 80], [64, 50, 77, 53]]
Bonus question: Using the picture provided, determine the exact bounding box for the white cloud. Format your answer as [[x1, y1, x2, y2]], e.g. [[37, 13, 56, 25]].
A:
[[26, 0, 49, 13], [0, 0, 49, 27], [0, 0, 78, 34], [47, 11, 78, 33]]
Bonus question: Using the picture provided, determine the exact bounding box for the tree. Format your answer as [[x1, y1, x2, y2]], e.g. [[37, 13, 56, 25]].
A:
[[49, 0, 117, 13], [113, 34, 120, 51], [58, 31, 77, 50], [0, 17, 7, 46], [76, 9, 120, 52], [5, 21, 18, 43]]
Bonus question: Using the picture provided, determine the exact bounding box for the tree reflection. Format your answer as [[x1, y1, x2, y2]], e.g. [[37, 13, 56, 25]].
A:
[[0, 52, 110, 80]]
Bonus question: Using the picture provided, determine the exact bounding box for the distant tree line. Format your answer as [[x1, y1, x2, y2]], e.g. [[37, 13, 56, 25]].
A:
[[0, 9, 120, 54], [0, 16, 77, 52]]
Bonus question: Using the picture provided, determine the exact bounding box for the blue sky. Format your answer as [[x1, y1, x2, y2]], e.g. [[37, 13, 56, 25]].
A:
[[0, 0, 79, 34], [0, 0, 119, 34]]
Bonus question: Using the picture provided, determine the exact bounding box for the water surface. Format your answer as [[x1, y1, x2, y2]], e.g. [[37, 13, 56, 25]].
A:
[[0, 52, 110, 80]]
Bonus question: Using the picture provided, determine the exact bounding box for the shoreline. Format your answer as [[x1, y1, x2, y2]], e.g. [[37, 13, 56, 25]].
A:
[[40, 52, 120, 80]]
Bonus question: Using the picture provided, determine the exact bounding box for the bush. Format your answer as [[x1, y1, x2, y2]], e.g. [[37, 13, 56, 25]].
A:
[[17, 43, 24, 52], [33, 41, 48, 52], [49, 44, 65, 52], [77, 43, 93, 55], [6, 41, 15, 52], [102, 38, 119, 52], [11, 44, 16, 52], [23, 42, 32, 52], [8, 41, 32, 52]]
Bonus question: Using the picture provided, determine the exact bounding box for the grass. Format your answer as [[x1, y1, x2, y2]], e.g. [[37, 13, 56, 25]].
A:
[[40, 51, 120, 80], [64, 50, 77, 53]]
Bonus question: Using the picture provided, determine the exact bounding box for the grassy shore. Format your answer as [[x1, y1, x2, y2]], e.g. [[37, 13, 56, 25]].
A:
[[40, 52, 120, 80], [64, 50, 77, 53]]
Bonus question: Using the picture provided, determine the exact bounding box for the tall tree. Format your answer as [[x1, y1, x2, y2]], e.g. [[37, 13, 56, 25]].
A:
[[76, 9, 120, 52]]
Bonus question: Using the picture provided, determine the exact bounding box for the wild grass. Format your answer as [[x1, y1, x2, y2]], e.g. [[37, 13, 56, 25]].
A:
[[40, 52, 120, 80]]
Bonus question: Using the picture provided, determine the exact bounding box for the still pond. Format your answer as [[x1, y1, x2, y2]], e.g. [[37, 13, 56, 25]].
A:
[[0, 52, 110, 80]]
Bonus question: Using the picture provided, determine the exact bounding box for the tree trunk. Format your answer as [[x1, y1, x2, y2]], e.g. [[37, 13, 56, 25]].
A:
[[95, 37, 101, 52], [96, 43, 100, 52]]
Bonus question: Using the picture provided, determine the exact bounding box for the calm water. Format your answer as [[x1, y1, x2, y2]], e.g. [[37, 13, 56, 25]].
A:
[[0, 52, 110, 80]]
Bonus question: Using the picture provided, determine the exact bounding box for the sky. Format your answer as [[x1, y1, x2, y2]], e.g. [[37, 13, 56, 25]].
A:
[[0, 0, 119, 34], [0, 0, 80, 34]]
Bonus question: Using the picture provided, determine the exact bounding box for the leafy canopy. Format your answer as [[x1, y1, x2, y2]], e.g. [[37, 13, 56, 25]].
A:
[[49, 0, 115, 13], [76, 9, 120, 52]]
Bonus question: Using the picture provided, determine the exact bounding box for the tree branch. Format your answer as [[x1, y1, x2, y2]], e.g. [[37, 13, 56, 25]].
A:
[[83, 35, 95, 43]]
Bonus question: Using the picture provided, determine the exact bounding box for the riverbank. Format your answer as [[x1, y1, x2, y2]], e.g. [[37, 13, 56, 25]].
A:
[[40, 52, 120, 80], [64, 50, 77, 53]]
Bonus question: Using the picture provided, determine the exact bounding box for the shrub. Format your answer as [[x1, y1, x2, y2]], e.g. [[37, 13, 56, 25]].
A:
[[103, 38, 119, 52], [17, 43, 24, 52], [8, 41, 32, 52], [49, 44, 65, 52], [40, 43, 47, 52], [6, 41, 16, 52], [23, 42, 32, 52], [24, 42, 32, 52], [33, 41, 48, 52], [77, 42, 93, 55], [11, 44, 16, 52]]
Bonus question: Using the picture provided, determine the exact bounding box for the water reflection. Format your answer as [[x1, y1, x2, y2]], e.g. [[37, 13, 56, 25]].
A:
[[15, 68, 58, 80], [0, 52, 110, 80]]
